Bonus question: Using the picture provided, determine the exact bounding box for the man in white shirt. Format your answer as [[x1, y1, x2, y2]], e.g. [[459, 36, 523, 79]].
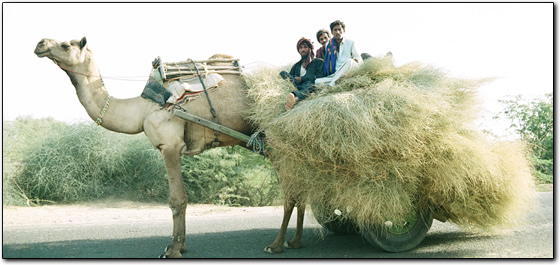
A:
[[315, 20, 362, 86]]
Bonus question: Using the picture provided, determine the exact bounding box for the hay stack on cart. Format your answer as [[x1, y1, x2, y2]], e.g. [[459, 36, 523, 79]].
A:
[[244, 55, 536, 251]]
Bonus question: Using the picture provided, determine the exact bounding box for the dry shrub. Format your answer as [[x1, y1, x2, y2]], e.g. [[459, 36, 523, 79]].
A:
[[243, 56, 536, 231]]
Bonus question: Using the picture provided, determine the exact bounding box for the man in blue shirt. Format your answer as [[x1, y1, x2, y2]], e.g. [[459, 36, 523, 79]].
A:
[[315, 20, 362, 86]]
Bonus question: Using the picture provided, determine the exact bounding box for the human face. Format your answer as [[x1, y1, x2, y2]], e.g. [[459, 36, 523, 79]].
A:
[[298, 43, 310, 58], [332, 25, 344, 41], [318, 33, 330, 47]]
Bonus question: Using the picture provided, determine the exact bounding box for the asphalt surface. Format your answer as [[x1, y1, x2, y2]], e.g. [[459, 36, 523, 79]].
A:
[[2, 192, 553, 258]]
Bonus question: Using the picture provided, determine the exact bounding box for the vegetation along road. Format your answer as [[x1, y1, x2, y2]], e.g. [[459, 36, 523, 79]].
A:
[[2, 192, 552, 258]]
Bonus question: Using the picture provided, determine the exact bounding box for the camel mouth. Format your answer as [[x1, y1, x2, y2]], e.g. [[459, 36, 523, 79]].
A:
[[34, 48, 51, 58]]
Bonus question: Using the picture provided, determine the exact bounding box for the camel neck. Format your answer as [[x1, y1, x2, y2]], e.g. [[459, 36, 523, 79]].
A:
[[64, 59, 148, 134]]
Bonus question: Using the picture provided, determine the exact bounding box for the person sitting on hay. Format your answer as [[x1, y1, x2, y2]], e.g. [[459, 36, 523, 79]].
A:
[[315, 20, 362, 87], [315, 29, 331, 60], [280, 37, 325, 110]]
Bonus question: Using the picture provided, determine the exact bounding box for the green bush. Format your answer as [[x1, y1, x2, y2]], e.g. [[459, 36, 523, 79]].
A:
[[182, 147, 280, 206], [3, 117, 280, 206], [496, 93, 553, 184]]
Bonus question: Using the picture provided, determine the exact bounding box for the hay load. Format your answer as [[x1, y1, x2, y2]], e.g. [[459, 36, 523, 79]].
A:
[[244, 56, 536, 232]]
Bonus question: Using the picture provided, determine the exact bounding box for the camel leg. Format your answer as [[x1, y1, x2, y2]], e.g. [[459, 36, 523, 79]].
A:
[[264, 199, 296, 253], [285, 201, 305, 249], [159, 144, 188, 258]]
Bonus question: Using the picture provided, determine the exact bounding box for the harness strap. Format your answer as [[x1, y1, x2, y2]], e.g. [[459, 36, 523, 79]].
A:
[[189, 59, 220, 147]]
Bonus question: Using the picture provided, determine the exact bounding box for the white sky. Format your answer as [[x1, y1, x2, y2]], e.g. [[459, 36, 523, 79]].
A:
[[2, 3, 553, 138]]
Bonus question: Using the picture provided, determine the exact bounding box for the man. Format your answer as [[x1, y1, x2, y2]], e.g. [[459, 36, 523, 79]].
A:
[[315, 20, 362, 87], [315, 29, 331, 60], [280, 37, 325, 110]]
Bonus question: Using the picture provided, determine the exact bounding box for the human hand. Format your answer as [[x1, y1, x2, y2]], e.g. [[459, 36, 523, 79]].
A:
[[280, 71, 289, 79]]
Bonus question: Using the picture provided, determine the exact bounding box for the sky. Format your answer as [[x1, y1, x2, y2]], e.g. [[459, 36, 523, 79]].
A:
[[2, 2, 553, 138]]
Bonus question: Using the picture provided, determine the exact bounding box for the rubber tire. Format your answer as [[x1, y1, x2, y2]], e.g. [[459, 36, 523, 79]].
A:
[[311, 202, 358, 235], [360, 207, 433, 252]]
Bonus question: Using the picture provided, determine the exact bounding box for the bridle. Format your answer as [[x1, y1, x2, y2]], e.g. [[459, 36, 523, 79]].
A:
[[54, 59, 101, 78]]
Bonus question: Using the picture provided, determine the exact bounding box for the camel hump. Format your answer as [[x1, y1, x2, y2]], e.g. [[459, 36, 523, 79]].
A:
[[209, 54, 233, 60], [208, 54, 235, 66]]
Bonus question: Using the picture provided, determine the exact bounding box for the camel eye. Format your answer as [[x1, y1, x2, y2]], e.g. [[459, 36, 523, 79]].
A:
[[61, 43, 70, 50]]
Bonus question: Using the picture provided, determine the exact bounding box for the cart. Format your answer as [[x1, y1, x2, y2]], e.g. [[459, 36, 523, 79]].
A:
[[156, 57, 435, 253]]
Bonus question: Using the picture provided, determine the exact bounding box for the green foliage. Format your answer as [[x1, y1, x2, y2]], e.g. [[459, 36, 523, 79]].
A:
[[3, 117, 280, 206], [182, 146, 280, 206], [496, 93, 553, 183]]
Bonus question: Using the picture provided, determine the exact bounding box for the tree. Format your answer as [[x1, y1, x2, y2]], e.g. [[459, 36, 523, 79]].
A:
[[496, 93, 553, 183]]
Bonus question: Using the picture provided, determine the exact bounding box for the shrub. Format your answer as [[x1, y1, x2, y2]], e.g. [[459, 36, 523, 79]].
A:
[[3, 118, 280, 206], [182, 146, 280, 206]]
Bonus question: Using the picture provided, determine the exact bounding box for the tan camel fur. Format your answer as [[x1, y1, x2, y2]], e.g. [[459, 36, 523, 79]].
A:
[[34, 37, 305, 257]]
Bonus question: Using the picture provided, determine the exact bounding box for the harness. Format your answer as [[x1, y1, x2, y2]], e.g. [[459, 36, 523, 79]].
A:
[[188, 59, 221, 148], [151, 56, 243, 149]]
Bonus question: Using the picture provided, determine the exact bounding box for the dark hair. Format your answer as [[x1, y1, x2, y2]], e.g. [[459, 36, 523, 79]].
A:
[[316, 29, 331, 42], [330, 20, 345, 32]]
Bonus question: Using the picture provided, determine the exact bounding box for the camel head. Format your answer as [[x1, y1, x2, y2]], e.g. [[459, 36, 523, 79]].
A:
[[35, 37, 90, 68]]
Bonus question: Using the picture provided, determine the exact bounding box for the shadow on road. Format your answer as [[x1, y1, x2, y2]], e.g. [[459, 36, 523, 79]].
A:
[[3, 227, 476, 258]]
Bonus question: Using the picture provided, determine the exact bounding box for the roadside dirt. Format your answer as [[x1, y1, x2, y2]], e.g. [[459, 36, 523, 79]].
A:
[[2, 200, 282, 228], [3, 185, 551, 228]]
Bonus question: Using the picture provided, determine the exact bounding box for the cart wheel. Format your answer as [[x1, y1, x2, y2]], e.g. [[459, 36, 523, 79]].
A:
[[360, 206, 433, 252], [311, 203, 358, 235]]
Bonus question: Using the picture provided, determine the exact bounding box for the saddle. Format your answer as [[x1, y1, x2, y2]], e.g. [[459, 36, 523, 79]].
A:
[[141, 56, 242, 107]]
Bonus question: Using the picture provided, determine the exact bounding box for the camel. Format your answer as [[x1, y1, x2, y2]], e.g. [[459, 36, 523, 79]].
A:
[[34, 37, 306, 257]]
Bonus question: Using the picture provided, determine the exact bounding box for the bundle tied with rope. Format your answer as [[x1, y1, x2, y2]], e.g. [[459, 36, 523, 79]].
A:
[[243, 55, 536, 232]]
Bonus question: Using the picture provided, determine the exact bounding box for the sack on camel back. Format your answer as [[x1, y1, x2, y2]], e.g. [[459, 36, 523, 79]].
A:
[[140, 68, 171, 106], [140, 67, 224, 106]]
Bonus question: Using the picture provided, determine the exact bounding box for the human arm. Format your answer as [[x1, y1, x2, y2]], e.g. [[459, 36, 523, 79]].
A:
[[280, 63, 300, 82], [350, 40, 362, 64], [300, 58, 325, 83]]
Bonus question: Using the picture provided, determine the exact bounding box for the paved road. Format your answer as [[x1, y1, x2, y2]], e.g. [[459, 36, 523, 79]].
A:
[[2, 192, 553, 258]]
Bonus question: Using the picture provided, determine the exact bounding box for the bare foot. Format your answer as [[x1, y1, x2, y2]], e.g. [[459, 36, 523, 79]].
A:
[[285, 93, 298, 110]]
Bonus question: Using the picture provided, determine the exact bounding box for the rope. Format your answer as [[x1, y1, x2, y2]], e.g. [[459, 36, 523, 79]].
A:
[[245, 111, 290, 156], [247, 132, 266, 155], [56, 60, 279, 83], [190, 59, 220, 147], [190, 59, 218, 121]]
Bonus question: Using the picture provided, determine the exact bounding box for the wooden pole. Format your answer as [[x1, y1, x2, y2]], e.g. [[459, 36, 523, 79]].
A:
[[173, 109, 251, 143]]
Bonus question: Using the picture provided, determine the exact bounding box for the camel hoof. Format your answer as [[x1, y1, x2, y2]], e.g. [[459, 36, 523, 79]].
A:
[[165, 245, 187, 254], [159, 252, 183, 258], [160, 245, 186, 258], [264, 246, 283, 254], [284, 241, 301, 248]]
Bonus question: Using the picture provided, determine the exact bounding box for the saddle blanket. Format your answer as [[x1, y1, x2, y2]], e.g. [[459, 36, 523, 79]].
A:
[[141, 69, 224, 106], [167, 73, 224, 104]]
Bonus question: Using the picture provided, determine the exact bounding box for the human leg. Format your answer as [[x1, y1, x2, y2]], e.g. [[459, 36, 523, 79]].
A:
[[329, 59, 359, 86], [286, 81, 315, 110]]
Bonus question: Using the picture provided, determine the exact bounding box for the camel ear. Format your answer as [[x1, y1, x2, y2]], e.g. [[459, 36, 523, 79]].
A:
[[80, 37, 87, 49]]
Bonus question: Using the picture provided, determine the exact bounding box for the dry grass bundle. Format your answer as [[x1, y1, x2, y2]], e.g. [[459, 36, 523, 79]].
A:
[[243, 56, 536, 231]]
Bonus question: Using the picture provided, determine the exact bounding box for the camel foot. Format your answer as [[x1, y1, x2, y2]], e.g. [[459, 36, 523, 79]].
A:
[[165, 245, 187, 254], [159, 252, 183, 258], [264, 245, 284, 254], [284, 240, 302, 249], [159, 244, 187, 258]]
